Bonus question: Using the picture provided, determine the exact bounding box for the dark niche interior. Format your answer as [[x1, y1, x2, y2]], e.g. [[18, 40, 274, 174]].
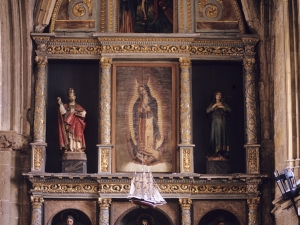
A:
[[46, 59, 99, 173], [51, 208, 93, 225], [198, 209, 241, 225], [192, 61, 245, 174]]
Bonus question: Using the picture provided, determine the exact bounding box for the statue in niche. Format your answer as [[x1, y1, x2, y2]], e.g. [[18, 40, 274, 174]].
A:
[[57, 88, 86, 153], [206, 91, 231, 160], [131, 82, 164, 165], [137, 214, 154, 225]]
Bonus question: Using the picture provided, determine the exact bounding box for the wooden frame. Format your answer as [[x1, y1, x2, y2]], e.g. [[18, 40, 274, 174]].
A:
[[112, 63, 177, 172]]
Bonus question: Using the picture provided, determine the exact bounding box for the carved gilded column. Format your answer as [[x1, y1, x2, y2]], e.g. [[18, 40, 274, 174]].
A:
[[98, 198, 112, 225], [247, 198, 260, 225], [30, 196, 44, 225], [179, 57, 194, 173], [31, 36, 52, 172], [97, 58, 112, 173], [242, 37, 260, 174], [179, 198, 192, 225]]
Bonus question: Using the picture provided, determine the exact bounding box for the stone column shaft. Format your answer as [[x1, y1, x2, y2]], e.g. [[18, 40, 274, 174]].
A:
[[179, 198, 192, 225], [30, 196, 44, 225], [98, 58, 112, 173], [100, 57, 112, 145], [33, 55, 47, 143], [247, 197, 260, 225], [98, 198, 112, 225], [242, 37, 260, 174], [179, 57, 192, 145]]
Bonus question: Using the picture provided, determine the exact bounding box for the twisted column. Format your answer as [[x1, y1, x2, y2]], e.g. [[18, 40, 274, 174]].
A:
[[30, 196, 44, 225], [247, 197, 260, 225], [179, 198, 192, 225], [98, 198, 112, 225]]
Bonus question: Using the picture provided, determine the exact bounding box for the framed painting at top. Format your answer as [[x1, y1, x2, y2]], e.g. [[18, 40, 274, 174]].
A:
[[112, 63, 177, 172]]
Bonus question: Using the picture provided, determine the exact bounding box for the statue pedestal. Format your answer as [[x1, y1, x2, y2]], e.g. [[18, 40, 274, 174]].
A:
[[206, 160, 230, 174], [62, 152, 87, 173]]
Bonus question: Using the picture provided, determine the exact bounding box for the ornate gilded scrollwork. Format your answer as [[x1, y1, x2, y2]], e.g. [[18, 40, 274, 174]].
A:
[[246, 146, 260, 173], [191, 184, 247, 194], [198, 0, 223, 20], [33, 147, 43, 170], [100, 148, 109, 172], [183, 149, 191, 172]]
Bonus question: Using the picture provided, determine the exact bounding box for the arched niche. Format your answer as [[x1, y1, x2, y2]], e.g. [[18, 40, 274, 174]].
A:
[[197, 209, 241, 225], [115, 206, 174, 225], [48, 208, 92, 225]]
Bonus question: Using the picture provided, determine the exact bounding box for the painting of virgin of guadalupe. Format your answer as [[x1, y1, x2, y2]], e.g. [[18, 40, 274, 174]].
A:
[[113, 64, 176, 172]]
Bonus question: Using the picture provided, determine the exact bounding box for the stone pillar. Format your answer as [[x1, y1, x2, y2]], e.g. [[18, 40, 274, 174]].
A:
[[179, 198, 192, 225], [178, 57, 194, 173], [30, 196, 44, 225], [242, 37, 260, 174], [98, 58, 112, 173], [247, 197, 260, 225], [98, 198, 112, 225], [30, 36, 51, 172]]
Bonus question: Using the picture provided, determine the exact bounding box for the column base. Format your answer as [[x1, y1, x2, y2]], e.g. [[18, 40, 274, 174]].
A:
[[206, 160, 230, 174], [97, 145, 112, 174], [178, 144, 194, 173], [62, 152, 87, 173]]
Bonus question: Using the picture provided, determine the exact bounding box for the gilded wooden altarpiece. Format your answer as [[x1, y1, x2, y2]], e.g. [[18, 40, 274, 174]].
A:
[[28, 0, 265, 223]]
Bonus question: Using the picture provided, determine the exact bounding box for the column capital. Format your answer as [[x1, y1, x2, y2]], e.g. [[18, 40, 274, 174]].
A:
[[243, 57, 256, 72], [241, 37, 259, 57], [98, 198, 112, 209], [179, 198, 192, 210], [179, 57, 191, 69], [30, 196, 44, 209], [35, 55, 48, 67], [247, 197, 260, 207], [100, 57, 112, 69]]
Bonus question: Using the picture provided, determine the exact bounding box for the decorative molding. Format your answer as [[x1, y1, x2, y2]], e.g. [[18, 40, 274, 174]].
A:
[[108, 0, 114, 32], [49, 0, 64, 33], [191, 184, 247, 194], [100, 0, 106, 32], [183, 149, 191, 172], [187, 0, 192, 32], [245, 145, 260, 174], [0, 132, 30, 151], [232, 0, 245, 34], [179, 0, 184, 32], [100, 148, 109, 172]]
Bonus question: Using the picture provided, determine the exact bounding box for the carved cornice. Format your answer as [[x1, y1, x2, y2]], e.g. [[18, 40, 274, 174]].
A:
[[26, 175, 266, 196], [31, 35, 259, 57]]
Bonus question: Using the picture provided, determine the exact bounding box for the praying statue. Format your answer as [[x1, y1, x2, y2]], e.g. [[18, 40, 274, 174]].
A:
[[206, 91, 231, 160], [57, 88, 86, 153]]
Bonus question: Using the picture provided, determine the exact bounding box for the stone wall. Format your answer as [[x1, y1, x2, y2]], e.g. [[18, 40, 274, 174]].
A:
[[0, 0, 35, 224]]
